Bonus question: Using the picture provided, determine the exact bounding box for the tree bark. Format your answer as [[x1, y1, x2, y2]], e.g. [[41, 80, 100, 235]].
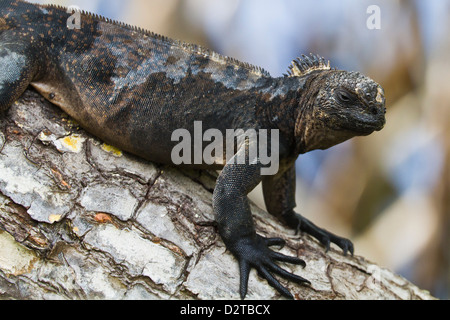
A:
[[0, 90, 435, 300]]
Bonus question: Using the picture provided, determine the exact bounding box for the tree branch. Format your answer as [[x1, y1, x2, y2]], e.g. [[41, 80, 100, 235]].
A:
[[0, 90, 435, 300]]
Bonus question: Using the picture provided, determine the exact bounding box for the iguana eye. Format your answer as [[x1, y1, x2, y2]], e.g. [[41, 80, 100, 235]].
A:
[[341, 93, 350, 101], [335, 89, 353, 103]]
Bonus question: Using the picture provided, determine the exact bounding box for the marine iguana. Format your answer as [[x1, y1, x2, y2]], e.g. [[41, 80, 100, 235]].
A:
[[0, 0, 386, 299]]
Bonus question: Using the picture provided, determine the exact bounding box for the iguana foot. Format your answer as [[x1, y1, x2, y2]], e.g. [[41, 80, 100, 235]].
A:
[[284, 212, 354, 256], [228, 235, 310, 299]]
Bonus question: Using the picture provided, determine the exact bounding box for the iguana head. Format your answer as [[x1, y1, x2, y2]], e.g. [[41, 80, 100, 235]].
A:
[[289, 54, 386, 153]]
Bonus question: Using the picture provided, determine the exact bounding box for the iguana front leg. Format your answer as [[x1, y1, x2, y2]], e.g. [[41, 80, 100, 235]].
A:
[[213, 149, 309, 299], [263, 164, 354, 256], [0, 32, 39, 113]]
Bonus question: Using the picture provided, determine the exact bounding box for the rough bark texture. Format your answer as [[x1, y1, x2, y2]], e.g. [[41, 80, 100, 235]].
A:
[[0, 90, 435, 300]]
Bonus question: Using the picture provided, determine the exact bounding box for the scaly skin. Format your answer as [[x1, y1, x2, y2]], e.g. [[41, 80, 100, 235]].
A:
[[0, 0, 386, 299]]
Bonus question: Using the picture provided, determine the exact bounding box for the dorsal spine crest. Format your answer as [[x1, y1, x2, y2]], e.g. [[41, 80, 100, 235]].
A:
[[39, 2, 270, 78], [286, 53, 331, 77]]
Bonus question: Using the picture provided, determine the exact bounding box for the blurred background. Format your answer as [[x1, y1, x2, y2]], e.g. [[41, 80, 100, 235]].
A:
[[29, 0, 449, 299]]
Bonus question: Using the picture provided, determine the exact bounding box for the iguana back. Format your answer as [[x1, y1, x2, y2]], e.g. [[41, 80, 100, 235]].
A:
[[1, 0, 277, 164]]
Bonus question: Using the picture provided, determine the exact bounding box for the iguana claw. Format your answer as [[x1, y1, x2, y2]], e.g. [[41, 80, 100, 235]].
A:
[[287, 212, 354, 256], [230, 235, 310, 299]]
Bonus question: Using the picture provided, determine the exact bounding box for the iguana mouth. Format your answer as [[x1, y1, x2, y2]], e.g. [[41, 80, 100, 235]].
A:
[[353, 101, 387, 134], [352, 117, 386, 134], [334, 107, 386, 134]]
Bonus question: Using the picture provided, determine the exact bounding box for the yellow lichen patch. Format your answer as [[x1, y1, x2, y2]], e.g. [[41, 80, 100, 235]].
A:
[[49, 214, 62, 223], [55, 134, 85, 153], [101, 143, 123, 157], [63, 136, 80, 149]]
